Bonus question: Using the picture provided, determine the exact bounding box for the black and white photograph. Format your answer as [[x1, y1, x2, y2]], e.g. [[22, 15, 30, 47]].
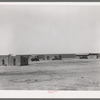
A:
[[0, 2, 100, 91]]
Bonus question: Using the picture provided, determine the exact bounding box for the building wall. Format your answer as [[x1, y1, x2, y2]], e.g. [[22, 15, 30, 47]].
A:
[[88, 55, 98, 59], [8, 55, 29, 66], [0, 56, 8, 66], [20, 56, 28, 66], [8, 55, 16, 66], [98, 54, 100, 58], [44, 54, 60, 60], [61, 54, 76, 59], [76, 56, 80, 59], [44, 55, 54, 60], [16, 56, 21, 66], [0, 55, 29, 66]]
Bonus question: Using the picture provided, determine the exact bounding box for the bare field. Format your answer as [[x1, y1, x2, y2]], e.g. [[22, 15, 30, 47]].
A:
[[0, 59, 100, 90]]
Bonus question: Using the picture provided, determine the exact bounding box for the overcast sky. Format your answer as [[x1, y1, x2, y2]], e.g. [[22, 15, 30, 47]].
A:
[[0, 4, 100, 55]]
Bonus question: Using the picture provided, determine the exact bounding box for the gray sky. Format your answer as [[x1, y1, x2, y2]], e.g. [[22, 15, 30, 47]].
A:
[[0, 4, 100, 55]]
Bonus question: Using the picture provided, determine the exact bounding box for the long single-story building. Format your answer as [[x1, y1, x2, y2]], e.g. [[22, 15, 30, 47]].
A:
[[0, 53, 100, 66], [29, 54, 76, 61]]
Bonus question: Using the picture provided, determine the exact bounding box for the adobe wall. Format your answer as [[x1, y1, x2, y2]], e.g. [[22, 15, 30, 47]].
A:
[[8, 55, 21, 66], [20, 56, 28, 66], [88, 55, 98, 59], [0, 56, 8, 66], [8, 56, 16, 66], [16, 56, 21, 66]]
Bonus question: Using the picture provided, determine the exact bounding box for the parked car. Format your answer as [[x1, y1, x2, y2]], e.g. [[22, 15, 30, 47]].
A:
[[80, 56, 88, 59], [52, 56, 62, 60], [31, 56, 39, 61]]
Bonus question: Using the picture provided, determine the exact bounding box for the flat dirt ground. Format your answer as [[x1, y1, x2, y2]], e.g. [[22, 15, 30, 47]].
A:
[[0, 59, 100, 90]]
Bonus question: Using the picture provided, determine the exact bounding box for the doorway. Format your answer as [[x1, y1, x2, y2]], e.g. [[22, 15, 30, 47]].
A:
[[2, 59, 5, 65], [13, 58, 16, 65]]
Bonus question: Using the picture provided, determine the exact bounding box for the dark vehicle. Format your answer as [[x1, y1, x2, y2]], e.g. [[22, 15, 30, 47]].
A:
[[31, 56, 39, 61], [52, 55, 62, 60], [80, 56, 88, 59]]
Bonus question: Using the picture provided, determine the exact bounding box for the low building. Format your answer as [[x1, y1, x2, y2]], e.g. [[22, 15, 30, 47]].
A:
[[88, 53, 98, 59], [0, 54, 29, 66], [75, 53, 99, 59]]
